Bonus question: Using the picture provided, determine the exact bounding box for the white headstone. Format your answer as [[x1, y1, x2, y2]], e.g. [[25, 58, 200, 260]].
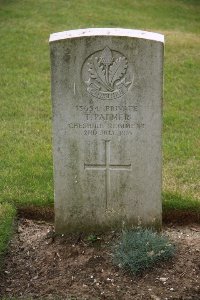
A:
[[49, 28, 164, 232]]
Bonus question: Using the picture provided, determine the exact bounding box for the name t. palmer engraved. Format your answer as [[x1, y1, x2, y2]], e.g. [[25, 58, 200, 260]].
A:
[[84, 140, 132, 209]]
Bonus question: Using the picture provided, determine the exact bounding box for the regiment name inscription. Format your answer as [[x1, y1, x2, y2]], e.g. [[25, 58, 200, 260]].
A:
[[67, 103, 144, 136]]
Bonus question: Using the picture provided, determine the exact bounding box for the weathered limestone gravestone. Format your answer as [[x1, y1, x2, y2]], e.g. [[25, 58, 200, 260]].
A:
[[49, 28, 164, 232]]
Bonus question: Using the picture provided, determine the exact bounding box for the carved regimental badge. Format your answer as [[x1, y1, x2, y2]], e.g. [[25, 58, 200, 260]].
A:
[[82, 47, 132, 100]]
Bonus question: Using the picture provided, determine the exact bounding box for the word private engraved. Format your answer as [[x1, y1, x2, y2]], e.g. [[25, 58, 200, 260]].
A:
[[82, 47, 133, 100]]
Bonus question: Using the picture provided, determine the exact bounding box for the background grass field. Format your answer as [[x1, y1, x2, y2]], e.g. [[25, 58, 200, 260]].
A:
[[0, 0, 199, 259]]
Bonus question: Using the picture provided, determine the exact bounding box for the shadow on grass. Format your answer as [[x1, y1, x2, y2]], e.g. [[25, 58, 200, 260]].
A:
[[163, 192, 200, 224], [16, 192, 200, 225], [18, 205, 54, 222]]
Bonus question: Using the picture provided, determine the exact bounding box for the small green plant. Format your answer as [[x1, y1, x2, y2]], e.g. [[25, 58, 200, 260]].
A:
[[113, 228, 175, 274], [87, 234, 98, 243]]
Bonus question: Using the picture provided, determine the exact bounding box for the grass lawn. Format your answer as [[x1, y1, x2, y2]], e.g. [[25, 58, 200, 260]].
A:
[[0, 0, 199, 259], [0, 203, 16, 265]]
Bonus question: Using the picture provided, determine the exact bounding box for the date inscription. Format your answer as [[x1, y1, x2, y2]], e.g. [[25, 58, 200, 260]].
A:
[[67, 104, 144, 136]]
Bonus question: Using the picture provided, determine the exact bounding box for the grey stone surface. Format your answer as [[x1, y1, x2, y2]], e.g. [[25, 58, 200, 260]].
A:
[[49, 28, 164, 232]]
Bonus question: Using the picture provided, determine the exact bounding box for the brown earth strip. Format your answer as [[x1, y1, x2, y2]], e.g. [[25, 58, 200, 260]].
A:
[[0, 219, 199, 300], [18, 206, 200, 225]]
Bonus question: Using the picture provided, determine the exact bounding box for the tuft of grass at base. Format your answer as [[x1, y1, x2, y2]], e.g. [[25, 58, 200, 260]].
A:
[[0, 203, 16, 267], [113, 228, 175, 275]]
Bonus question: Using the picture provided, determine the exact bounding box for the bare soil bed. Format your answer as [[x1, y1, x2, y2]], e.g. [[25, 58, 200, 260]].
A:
[[0, 219, 199, 300]]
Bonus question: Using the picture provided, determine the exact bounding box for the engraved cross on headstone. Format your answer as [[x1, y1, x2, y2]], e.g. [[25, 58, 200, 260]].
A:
[[84, 140, 132, 209]]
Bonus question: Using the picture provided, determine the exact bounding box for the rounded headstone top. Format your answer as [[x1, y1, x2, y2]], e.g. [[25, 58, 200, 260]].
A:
[[49, 28, 164, 43]]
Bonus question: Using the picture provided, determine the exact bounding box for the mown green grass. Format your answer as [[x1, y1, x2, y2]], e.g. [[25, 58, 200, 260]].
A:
[[0, 203, 16, 266], [0, 0, 199, 210]]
